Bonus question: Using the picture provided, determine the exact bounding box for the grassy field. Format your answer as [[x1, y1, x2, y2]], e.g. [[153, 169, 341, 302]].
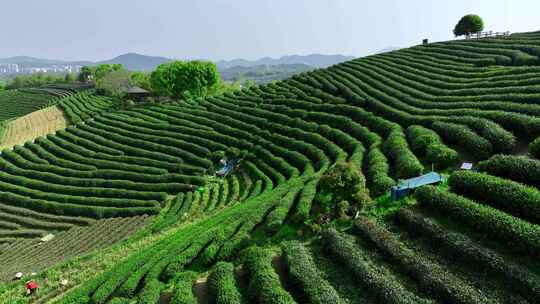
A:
[[0, 31, 540, 303]]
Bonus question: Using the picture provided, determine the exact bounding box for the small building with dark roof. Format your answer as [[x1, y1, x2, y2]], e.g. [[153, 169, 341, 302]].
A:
[[126, 86, 151, 102]]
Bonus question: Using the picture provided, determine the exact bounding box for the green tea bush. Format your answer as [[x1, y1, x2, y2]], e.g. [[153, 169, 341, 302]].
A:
[[207, 262, 243, 304], [477, 154, 540, 188], [396, 208, 540, 303], [138, 279, 164, 304], [353, 216, 491, 304], [415, 186, 540, 255], [531, 137, 540, 159], [406, 125, 458, 169], [431, 122, 492, 160], [291, 176, 319, 223], [170, 272, 198, 304], [383, 130, 423, 178], [282, 241, 345, 304], [365, 145, 395, 197], [449, 171, 540, 224], [241, 246, 296, 304], [322, 228, 431, 304]]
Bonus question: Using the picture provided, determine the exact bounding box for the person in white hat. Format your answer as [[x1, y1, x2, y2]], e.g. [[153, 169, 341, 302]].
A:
[[14, 272, 23, 280]]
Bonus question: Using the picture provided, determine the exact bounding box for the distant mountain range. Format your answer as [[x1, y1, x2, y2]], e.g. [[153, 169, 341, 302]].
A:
[[0, 53, 355, 71], [220, 63, 315, 84], [215, 54, 355, 69]]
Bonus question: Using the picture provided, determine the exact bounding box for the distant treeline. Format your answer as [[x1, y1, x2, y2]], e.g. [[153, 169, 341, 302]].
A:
[[5, 73, 78, 90], [220, 64, 314, 84]]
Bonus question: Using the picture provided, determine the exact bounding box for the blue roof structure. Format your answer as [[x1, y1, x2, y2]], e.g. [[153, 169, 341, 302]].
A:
[[390, 172, 443, 201], [216, 159, 236, 177], [394, 172, 443, 191]]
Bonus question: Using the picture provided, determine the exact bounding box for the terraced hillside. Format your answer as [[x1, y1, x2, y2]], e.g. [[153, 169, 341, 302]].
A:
[[1, 31, 540, 303], [0, 86, 87, 122], [0, 106, 68, 151], [0, 84, 93, 142]]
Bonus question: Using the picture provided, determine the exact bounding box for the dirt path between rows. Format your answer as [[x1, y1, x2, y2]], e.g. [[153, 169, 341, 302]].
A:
[[0, 106, 67, 150]]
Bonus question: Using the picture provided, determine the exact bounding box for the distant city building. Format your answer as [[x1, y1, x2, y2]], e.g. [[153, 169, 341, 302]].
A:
[[0, 64, 82, 75], [0, 63, 20, 73]]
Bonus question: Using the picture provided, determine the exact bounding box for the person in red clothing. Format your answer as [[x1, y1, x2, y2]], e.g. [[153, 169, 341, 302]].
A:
[[25, 281, 38, 296]]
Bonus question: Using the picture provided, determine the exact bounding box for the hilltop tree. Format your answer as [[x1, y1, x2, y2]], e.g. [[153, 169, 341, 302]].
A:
[[95, 64, 124, 80], [64, 73, 76, 82], [150, 60, 220, 100], [96, 69, 133, 98], [78, 64, 124, 83], [130, 71, 152, 91], [78, 66, 95, 82], [317, 161, 371, 218], [453, 14, 484, 37]]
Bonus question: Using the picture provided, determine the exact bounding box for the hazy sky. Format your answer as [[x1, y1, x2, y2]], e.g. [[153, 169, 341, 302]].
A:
[[1, 0, 539, 61]]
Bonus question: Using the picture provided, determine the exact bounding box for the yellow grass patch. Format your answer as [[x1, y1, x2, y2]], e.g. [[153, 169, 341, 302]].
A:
[[0, 106, 67, 150]]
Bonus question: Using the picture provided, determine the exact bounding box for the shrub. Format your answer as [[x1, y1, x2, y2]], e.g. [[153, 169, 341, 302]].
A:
[[291, 176, 319, 223], [477, 154, 540, 188], [207, 262, 243, 304], [531, 137, 540, 159], [365, 145, 395, 197], [406, 125, 459, 169], [431, 122, 492, 160], [265, 181, 304, 234], [108, 297, 132, 304], [241, 246, 296, 304], [382, 130, 424, 178], [318, 161, 371, 213], [282, 241, 345, 304], [170, 272, 198, 304], [425, 144, 459, 169], [449, 171, 540, 224], [138, 279, 164, 304], [396, 208, 540, 303], [353, 216, 491, 304], [321, 228, 430, 303], [415, 186, 540, 256]]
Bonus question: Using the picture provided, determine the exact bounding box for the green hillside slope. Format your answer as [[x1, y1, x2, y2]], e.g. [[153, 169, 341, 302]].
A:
[[1, 31, 540, 303], [0, 86, 90, 123]]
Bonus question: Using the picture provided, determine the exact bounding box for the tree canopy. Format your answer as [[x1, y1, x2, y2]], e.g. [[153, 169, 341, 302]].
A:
[[95, 69, 133, 98], [130, 72, 152, 91], [453, 14, 484, 37], [78, 66, 94, 82], [78, 64, 125, 83], [318, 161, 371, 213], [150, 60, 220, 100], [6, 73, 77, 89]]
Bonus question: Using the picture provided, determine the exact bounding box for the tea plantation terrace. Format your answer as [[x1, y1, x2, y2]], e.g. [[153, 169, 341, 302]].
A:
[[0, 30, 540, 303]]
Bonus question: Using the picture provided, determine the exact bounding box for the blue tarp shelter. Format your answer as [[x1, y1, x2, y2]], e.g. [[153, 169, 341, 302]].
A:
[[391, 172, 443, 201], [216, 159, 236, 177]]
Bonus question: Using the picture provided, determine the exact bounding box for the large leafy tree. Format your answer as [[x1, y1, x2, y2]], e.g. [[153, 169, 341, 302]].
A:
[[150, 60, 220, 99], [318, 161, 371, 215], [94, 64, 124, 80], [96, 69, 133, 98], [78, 64, 124, 83], [453, 14, 484, 37], [130, 71, 152, 91], [78, 66, 95, 82]]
